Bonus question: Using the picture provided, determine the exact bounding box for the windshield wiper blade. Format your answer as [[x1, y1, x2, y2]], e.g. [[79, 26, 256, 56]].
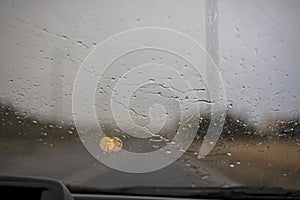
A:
[[67, 185, 300, 199]]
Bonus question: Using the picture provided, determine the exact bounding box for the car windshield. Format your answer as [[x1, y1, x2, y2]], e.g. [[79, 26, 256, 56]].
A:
[[0, 0, 299, 191]]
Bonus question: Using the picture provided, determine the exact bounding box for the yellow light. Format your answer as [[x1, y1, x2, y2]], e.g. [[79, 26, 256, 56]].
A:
[[99, 136, 123, 152], [99, 137, 115, 152], [112, 137, 122, 152]]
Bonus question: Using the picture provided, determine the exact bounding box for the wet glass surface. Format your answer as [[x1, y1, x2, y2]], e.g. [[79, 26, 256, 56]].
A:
[[0, 0, 299, 190]]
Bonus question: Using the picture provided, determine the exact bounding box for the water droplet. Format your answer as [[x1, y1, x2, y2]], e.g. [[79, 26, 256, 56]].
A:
[[201, 174, 209, 180], [185, 163, 191, 167], [165, 150, 172, 154]]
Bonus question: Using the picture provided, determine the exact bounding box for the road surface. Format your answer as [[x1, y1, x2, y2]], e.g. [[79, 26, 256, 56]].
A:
[[0, 142, 239, 188]]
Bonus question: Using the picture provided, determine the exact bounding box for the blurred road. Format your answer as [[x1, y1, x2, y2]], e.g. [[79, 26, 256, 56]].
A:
[[0, 143, 239, 188]]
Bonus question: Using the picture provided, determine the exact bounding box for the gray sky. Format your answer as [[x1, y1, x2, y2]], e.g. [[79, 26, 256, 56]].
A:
[[0, 0, 299, 126]]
